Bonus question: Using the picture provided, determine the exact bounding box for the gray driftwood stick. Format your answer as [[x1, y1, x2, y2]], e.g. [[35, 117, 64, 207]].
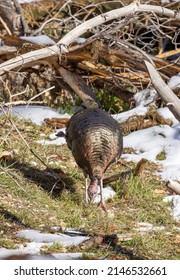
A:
[[144, 60, 180, 122], [166, 179, 180, 195]]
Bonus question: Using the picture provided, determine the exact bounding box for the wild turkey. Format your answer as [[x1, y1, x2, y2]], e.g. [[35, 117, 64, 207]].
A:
[[58, 108, 123, 208]]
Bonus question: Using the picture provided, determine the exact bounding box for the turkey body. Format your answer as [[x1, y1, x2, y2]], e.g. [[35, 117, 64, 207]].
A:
[[65, 108, 123, 207]]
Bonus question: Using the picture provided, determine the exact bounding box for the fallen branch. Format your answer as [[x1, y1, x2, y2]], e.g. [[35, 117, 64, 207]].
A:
[[58, 67, 101, 108], [67, 40, 180, 80], [44, 117, 69, 128], [133, 158, 148, 176], [144, 60, 180, 122], [156, 48, 180, 60], [0, 2, 179, 75], [103, 170, 132, 185], [121, 107, 173, 133], [166, 179, 180, 195], [0, 45, 17, 55], [1, 101, 44, 106]]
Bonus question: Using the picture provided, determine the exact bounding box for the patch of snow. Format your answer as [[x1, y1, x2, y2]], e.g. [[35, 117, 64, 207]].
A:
[[20, 35, 56, 46], [122, 124, 180, 181], [173, 226, 180, 231], [0, 229, 89, 259], [50, 226, 61, 232], [92, 186, 116, 203], [113, 106, 148, 123], [171, 196, 180, 220], [168, 74, 180, 89], [134, 222, 165, 232], [36, 129, 66, 145], [0, 105, 70, 125], [0, 242, 42, 259], [163, 195, 180, 221], [16, 229, 89, 246], [0, 226, 88, 259], [158, 107, 179, 125], [75, 37, 87, 44], [160, 165, 180, 181], [0, 244, 82, 260], [49, 132, 60, 140], [134, 89, 157, 107], [163, 195, 175, 203]]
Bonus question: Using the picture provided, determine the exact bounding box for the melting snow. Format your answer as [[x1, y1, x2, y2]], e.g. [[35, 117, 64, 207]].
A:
[[122, 123, 180, 181], [134, 222, 165, 232], [0, 229, 88, 260], [168, 73, 180, 89], [163, 195, 180, 221], [133, 89, 158, 107], [37, 128, 66, 145], [20, 35, 56, 46], [114, 105, 148, 123], [16, 229, 89, 246], [0, 105, 70, 125], [92, 186, 116, 203]]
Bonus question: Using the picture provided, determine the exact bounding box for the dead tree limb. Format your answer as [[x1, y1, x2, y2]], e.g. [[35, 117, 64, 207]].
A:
[[58, 67, 101, 108], [166, 179, 180, 195], [103, 170, 131, 185], [0, 2, 179, 75], [144, 60, 180, 122]]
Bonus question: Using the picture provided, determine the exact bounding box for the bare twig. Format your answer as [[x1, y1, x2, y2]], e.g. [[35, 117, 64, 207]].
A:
[[31, 18, 63, 36], [0, 16, 12, 35], [28, 86, 55, 103], [2, 101, 44, 106]]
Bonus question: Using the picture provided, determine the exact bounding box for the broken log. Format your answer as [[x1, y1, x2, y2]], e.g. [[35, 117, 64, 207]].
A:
[[144, 60, 180, 122], [166, 179, 180, 195]]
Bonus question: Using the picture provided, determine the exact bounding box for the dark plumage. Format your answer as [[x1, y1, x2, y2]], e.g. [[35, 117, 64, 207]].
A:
[[64, 108, 123, 207]]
